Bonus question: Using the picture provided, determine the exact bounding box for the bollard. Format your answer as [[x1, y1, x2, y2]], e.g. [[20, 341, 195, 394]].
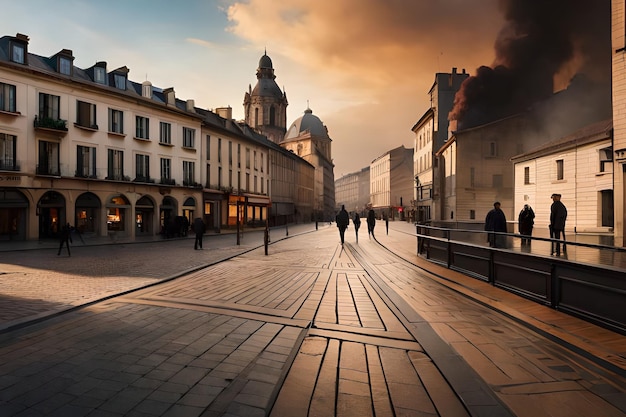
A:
[[286, 224, 289, 236], [315, 221, 318, 230], [264, 228, 269, 256]]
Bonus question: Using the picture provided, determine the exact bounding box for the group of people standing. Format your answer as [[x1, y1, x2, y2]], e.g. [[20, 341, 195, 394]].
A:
[[484, 193, 567, 254], [335, 205, 377, 245]]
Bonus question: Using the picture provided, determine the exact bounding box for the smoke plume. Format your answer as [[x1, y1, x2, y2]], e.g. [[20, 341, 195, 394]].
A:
[[449, 0, 611, 130]]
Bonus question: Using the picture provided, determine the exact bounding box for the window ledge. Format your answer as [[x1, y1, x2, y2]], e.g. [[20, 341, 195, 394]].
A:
[[159, 142, 174, 147], [74, 123, 99, 132], [182, 146, 197, 152], [0, 110, 21, 117], [133, 136, 151, 142], [108, 131, 126, 138]]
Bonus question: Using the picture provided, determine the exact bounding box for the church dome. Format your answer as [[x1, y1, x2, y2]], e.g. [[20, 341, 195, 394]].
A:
[[251, 78, 284, 99], [259, 53, 273, 69], [285, 107, 329, 140]]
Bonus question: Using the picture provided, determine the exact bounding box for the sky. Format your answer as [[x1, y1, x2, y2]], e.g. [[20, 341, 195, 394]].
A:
[[4, 0, 504, 177]]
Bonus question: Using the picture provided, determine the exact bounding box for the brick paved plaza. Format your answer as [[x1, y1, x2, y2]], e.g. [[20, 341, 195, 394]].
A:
[[0, 223, 625, 416]]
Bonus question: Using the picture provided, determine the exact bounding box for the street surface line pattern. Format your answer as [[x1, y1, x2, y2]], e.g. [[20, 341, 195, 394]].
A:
[[0, 226, 623, 416], [348, 237, 626, 417]]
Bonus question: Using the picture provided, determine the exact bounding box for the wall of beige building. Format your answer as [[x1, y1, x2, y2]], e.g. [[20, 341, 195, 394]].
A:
[[612, 0, 626, 246]]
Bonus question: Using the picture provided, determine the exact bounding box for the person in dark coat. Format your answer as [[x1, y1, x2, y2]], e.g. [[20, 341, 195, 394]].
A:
[[57, 222, 72, 256], [335, 205, 350, 245], [550, 193, 567, 255], [192, 217, 206, 250], [485, 202, 507, 248], [518, 204, 535, 246], [353, 212, 361, 242], [367, 208, 376, 238]]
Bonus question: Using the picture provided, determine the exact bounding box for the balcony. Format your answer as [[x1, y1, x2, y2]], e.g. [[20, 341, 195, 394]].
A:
[[0, 159, 19, 171], [160, 178, 176, 186], [36, 164, 60, 176], [133, 176, 155, 184], [74, 170, 98, 179], [105, 174, 130, 181], [34, 116, 68, 133]]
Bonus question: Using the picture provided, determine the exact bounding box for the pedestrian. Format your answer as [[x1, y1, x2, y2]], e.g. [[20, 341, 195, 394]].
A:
[[518, 204, 535, 246], [550, 193, 567, 255], [485, 202, 507, 248], [367, 208, 376, 238], [57, 222, 72, 256], [353, 212, 361, 242], [192, 217, 206, 250], [335, 205, 349, 245]]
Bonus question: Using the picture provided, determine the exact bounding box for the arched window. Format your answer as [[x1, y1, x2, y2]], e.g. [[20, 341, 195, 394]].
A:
[[269, 106, 276, 126]]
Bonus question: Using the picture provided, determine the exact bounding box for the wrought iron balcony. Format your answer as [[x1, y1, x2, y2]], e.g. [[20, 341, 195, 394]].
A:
[[34, 116, 68, 132]]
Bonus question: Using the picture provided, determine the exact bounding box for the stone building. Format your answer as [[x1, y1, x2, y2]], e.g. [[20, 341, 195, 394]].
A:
[[612, 0, 626, 246]]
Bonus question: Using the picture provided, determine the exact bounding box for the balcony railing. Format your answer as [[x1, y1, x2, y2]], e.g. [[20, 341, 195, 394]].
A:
[[133, 176, 155, 183], [160, 178, 176, 186], [34, 116, 68, 132], [36, 164, 60, 176], [0, 159, 19, 171], [105, 174, 130, 181]]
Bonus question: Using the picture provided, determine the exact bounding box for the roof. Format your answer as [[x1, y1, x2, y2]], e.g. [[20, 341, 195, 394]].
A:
[[511, 119, 612, 162], [284, 108, 329, 140]]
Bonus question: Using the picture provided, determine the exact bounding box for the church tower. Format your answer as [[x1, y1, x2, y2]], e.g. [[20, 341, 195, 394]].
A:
[[244, 52, 288, 143]]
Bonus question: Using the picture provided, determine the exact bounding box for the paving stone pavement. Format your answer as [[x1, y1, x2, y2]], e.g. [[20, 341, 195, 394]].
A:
[[0, 222, 624, 416]]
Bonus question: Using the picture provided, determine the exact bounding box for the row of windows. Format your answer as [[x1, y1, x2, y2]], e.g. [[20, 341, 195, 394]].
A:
[[204, 163, 266, 194], [205, 136, 266, 172]]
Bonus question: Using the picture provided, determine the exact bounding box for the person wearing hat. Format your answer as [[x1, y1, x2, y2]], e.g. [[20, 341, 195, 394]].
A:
[[485, 201, 507, 248], [518, 204, 535, 246], [550, 193, 567, 255]]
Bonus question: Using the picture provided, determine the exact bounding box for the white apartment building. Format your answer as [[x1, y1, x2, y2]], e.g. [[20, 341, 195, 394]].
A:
[[370, 145, 414, 220]]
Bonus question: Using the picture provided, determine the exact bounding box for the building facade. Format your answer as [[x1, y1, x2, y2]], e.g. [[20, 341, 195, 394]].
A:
[[612, 0, 626, 246], [370, 145, 414, 220], [282, 107, 336, 221], [334, 167, 370, 216]]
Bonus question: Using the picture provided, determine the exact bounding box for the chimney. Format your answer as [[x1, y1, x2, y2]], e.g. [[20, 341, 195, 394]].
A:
[[215, 106, 233, 120], [163, 87, 175, 106], [452, 67, 457, 74], [186, 99, 195, 112], [142, 81, 152, 99]]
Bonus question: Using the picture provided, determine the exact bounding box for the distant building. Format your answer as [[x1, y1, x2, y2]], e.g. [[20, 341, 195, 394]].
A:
[[282, 107, 335, 221], [412, 68, 468, 223], [243, 52, 288, 144], [335, 167, 370, 215], [512, 119, 613, 234], [370, 145, 414, 220]]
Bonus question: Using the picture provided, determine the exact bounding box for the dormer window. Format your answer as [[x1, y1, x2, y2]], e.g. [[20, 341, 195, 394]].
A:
[[59, 56, 72, 75], [94, 67, 106, 84], [11, 43, 25, 64], [114, 73, 126, 90]]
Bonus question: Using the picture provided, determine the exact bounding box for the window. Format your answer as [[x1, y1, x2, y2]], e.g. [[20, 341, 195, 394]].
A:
[[206, 135, 211, 160], [94, 67, 106, 84], [261, 153, 264, 173], [39, 93, 60, 120], [0, 82, 16, 113], [107, 149, 124, 180], [0, 133, 17, 170], [254, 150, 258, 171], [524, 167, 530, 184], [556, 159, 564, 180], [114, 73, 126, 90], [237, 144, 241, 168], [76, 100, 97, 129], [246, 148, 250, 169], [160, 158, 171, 183], [183, 161, 195, 185], [246, 173, 250, 191], [59, 56, 72, 75], [76, 145, 96, 178], [160, 122, 171, 144], [108, 108, 124, 134], [135, 116, 149, 139], [599, 147, 613, 173], [206, 163, 211, 187], [218, 167, 223, 188], [183, 127, 195, 148], [469, 210, 475, 220], [38, 141, 60, 175], [488, 141, 497, 157], [11, 43, 25, 64], [229, 169, 233, 186], [228, 141, 232, 167], [254, 175, 257, 192], [135, 154, 150, 181], [218, 138, 222, 163]]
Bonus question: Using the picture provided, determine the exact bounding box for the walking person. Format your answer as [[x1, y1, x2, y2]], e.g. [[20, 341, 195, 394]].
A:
[[57, 222, 72, 256], [485, 202, 507, 248], [192, 217, 206, 250], [367, 208, 376, 238], [335, 205, 349, 245], [518, 204, 535, 246], [550, 193, 567, 255], [353, 212, 361, 242]]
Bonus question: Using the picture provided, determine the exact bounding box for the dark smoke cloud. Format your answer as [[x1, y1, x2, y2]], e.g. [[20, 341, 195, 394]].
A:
[[449, 0, 611, 130]]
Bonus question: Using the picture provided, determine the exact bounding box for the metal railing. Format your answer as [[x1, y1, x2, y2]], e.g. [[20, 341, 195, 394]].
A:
[[415, 224, 626, 335]]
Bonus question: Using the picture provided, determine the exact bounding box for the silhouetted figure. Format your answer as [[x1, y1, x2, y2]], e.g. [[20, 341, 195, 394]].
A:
[[367, 209, 376, 238], [353, 213, 361, 242], [192, 217, 206, 250], [57, 223, 72, 256], [518, 204, 535, 246], [485, 202, 507, 248], [550, 193, 567, 255], [335, 205, 349, 245]]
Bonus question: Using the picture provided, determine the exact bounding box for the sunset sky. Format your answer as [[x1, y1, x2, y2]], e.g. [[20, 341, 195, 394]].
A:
[[4, 0, 504, 176]]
